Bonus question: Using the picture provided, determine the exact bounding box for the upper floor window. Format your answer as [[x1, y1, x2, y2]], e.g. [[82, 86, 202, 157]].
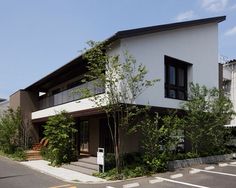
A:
[[165, 56, 189, 100]]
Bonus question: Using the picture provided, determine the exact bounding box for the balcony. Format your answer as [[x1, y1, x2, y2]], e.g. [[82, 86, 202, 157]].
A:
[[39, 80, 105, 110]]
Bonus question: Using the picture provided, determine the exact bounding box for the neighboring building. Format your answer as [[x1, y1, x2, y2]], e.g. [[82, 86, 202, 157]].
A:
[[223, 59, 236, 126], [10, 16, 225, 157], [0, 98, 9, 116]]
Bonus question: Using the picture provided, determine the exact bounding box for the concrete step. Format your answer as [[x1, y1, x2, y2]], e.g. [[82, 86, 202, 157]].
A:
[[26, 150, 42, 161], [70, 161, 99, 171], [62, 164, 97, 175], [27, 156, 43, 161], [78, 156, 97, 165]]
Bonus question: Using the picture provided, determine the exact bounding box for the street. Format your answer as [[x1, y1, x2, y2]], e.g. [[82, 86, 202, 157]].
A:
[[0, 156, 72, 188], [1, 156, 236, 188], [81, 161, 236, 188]]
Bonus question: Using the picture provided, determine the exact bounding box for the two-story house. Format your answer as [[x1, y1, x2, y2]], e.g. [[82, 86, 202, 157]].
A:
[[10, 16, 225, 157]]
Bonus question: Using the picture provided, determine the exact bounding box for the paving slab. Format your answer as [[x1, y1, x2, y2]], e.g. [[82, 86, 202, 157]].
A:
[[20, 160, 106, 183]]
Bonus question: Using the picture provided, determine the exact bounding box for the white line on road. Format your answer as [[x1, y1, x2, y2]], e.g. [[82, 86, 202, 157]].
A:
[[228, 164, 236, 167], [149, 178, 164, 184], [204, 166, 215, 170], [192, 168, 236, 177], [170, 173, 183, 179], [189, 169, 201, 174], [230, 161, 236, 165], [106, 186, 116, 188], [154, 177, 210, 188], [219, 163, 228, 167], [123, 182, 140, 188]]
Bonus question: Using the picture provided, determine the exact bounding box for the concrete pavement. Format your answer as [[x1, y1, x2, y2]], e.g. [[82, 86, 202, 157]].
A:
[[20, 160, 106, 183]]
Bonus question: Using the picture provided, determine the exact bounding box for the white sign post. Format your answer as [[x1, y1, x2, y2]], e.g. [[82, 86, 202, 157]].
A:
[[97, 148, 105, 173]]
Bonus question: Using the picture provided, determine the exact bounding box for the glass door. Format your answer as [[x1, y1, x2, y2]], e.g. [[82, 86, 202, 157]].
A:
[[80, 120, 89, 153]]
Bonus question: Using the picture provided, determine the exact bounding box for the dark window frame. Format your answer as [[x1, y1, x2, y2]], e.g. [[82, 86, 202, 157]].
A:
[[165, 55, 189, 100]]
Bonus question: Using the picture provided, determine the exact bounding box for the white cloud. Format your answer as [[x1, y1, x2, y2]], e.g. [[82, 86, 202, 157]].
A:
[[225, 26, 236, 36], [175, 10, 195, 22], [201, 0, 228, 12]]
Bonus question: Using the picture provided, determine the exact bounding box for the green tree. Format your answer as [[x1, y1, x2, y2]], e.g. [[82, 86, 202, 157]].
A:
[[0, 108, 22, 153], [80, 41, 159, 172], [43, 111, 77, 166], [183, 83, 235, 155], [139, 113, 184, 172]]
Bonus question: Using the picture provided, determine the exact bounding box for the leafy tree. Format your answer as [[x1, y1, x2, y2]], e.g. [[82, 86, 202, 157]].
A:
[[139, 113, 184, 172], [0, 108, 22, 153], [43, 111, 77, 166], [80, 41, 159, 172], [182, 83, 235, 155]]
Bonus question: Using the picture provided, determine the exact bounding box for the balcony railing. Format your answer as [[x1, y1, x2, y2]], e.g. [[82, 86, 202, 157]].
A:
[[39, 79, 105, 110]]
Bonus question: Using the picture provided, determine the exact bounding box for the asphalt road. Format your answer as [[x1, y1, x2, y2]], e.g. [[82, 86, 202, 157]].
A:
[[78, 161, 236, 188], [1, 155, 236, 188], [0, 156, 73, 188]]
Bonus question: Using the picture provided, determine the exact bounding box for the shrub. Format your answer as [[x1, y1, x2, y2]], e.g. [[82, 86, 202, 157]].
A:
[[183, 83, 235, 155], [11, 147, 26, 161], [43, 111, 77, 166], [145, 157, 167, 172], [40, 146, 50, 160], [105, 153, 116, 171], [0, 108, 22, 154]]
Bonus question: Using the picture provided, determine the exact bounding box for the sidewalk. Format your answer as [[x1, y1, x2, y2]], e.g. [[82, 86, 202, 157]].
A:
[[20, 160, 106, 183]]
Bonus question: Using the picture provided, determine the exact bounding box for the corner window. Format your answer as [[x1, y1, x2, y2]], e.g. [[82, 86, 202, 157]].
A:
[[165, 56, 188, 100]]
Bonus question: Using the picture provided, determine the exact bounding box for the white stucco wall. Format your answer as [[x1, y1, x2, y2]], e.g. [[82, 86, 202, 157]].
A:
[[32, 94, 106, 120], [223, 63, 236, 125], [32, 22, 220, 119], [118, 23, 219, 109]]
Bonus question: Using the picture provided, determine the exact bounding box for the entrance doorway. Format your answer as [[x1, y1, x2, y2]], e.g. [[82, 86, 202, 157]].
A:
[[80, 120, 89, 153]]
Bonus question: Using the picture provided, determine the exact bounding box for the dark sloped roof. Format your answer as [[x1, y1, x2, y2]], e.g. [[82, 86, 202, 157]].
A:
[[25, 16, 226, 91], [107, 16, 226, 42]]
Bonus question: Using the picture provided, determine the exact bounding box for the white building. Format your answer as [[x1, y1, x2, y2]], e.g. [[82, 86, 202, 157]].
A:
[[10, 16, 225, 155], [0, 98, 9, 116], [223, 59, 236, 126]]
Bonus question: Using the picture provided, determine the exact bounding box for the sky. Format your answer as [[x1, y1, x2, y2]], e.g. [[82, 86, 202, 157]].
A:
[[0, 0, 236, 99]]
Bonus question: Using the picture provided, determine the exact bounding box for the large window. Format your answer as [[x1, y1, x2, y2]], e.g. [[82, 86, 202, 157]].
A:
[[165, 56, 188, 100]]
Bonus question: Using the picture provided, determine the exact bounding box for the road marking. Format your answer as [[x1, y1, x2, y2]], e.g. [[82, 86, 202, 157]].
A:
[[106, 186, 116, 188], [149, 178, 164, 184], [230, 161, 236, 165], [48, 185, 72, 188], [192, 168, 236, 177], [170, 173, 183, 179], [204, 166, 215, 170], [123, 182, 140, 188], [189, 169, 201, 174], [154, 177, 209, 188], [228, 164, 236, 167], [219, 163, 228, 167]]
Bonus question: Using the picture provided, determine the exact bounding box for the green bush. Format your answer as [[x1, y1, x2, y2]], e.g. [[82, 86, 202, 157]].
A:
[[183, 83, 235, 155], [43, 111, 77, 166], [145, 157, 167, 172], [105, 153, 116, 171], [0, 108, 22, 154], [40, 146, 50, 160], [94, 165, 149, 180], [11, 147, 26, 161]]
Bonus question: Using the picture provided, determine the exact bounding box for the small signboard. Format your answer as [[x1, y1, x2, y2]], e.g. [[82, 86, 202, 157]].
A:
[[97, 148, 105, 172]]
